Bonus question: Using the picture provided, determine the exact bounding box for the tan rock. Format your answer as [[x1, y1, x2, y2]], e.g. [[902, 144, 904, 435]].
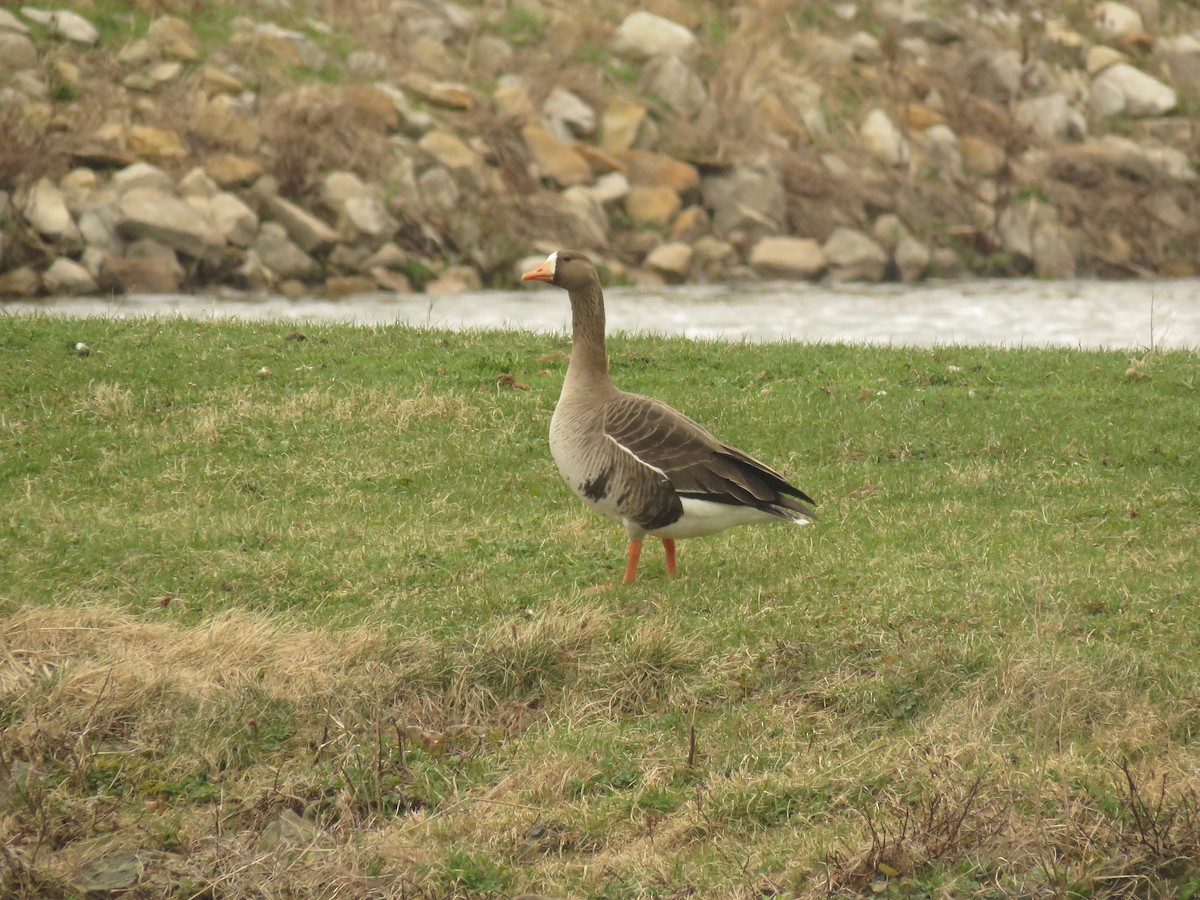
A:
[[203, 65, 246, 96], [644, 241, 694, 281], [613, 149, 699, 194], [959, 136, 1006, 177], [600, 99, 648, 153], [0, 266, 41, 297], [324, 275, 378, 298], [193, 96, 260, 153], [521, 125, 592, 187], [99, 256, 183, 293], [573, 143, 626, 177], [898, 103, 945, 131], [371, 267, 413, 293], [625, 185, 681, 226], [127, 125, 187, 162], [749, 236, 826, 280], [671, 206, 710, 242], [400, 74, 474, 111], [340, 85, 401, 131], [205, 154, 264, 188], [419, 129, 479, 172], [147, 16, 199, 60]]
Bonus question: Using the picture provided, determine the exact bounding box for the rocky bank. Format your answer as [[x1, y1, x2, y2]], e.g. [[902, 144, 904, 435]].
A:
[[1, 0, 1199, 299]]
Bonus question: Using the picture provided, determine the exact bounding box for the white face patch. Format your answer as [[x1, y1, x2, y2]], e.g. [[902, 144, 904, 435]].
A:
[[544, 250, 558, 277]]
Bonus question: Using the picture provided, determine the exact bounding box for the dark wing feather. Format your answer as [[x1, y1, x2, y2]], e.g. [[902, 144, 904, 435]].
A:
[[602, 393, 816, 519]]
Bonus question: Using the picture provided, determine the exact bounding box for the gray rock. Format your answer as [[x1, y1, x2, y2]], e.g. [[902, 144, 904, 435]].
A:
[[256, 194, 338, 254], [930, 246, 965, 277], [258, 809, 334, 854], [417, 130, 480, 176], [72, 850, 162, 894], [702, 160, 785, 240], [997, 204, 1035, 264], [0, 33, 37, 74], [643, 54, 707, 118], [23, 178, 81, 245], [1016, 93, 1087, 142], [178, 167, 219, 199], [903, 13, 961, 44], [426, 265, 482, 294], [19, 7, 99, 44], [914, 125, 962, 178], [895, 234, 931, 282], [860, 109, 909, 167], [470, 34, 513, 76], [78, 203, 122, 252], [321, 171, 370, 210], [346, 49, 389, 78], [1091, 63, 1177, 117], [43, 257, 97, 295], [252, 222, 320, 279], [364, 242, 408, 270], [559, 186, 609, 248], [542, 87, 596, 139], [118, 188, 226, 259], [1152, 35, 1200, 97], [850, 31, 883, 62], [340, 194, 395, 241], [823, 227, 888, 282], [964, 49, 1023, 102], [872, 214, 909, 251], [1033, 222, 1076, 278], [207, 192, 259, 247], [417, 166, 461, 210], [111, 162, 175, 196], [611, 11, 697, 60], [749, 236, 827, 279]]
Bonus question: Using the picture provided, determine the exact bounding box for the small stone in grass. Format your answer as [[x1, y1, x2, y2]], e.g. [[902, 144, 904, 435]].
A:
[[256, 366, 271, 379], [72, 341, 91, 356]]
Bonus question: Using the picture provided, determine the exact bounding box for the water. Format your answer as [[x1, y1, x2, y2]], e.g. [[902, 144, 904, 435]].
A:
[[4, 278, 1199, 349]]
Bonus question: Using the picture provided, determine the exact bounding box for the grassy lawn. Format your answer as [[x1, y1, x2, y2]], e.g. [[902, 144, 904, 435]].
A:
[[1, 316, 1198, 898]]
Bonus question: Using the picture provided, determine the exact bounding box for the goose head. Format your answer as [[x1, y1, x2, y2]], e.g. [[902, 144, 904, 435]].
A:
[[521, 250, 597, 290]]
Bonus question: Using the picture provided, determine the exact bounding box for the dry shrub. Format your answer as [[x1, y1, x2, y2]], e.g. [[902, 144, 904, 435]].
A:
[[0, 108, 69, 192], [259, 87, 392, 198]]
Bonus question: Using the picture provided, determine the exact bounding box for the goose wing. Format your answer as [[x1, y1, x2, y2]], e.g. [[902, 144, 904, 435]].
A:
[[602, 393, 816, 518]]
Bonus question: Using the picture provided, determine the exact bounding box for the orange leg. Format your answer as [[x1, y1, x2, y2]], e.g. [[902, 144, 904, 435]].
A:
[[621, 539, 643, 585], [662, 538, 678, 578]]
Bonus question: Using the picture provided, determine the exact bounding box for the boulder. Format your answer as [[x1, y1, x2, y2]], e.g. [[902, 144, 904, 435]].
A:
[[671, 205, 710, 242], [1091, 63, 1177, 117], [1087, 45, 1128, 76], [43, 257, 97, 295], [702, 161, 784, 239], [255, 192, 338, 254], [960, 136, 1006, 177], [178, 167, 219, 199], [251, 222, 320, 280], [611, 11, 697, 61], [749, 236, 827, 279], [118, 188, 226, 259], [147, 15, 199, 60], [60, 168, 101, 215], [23, 178, 81, 245], [418, 167, 461, 210], [644, 241, 693, 281], [0, 9, 30, 33], [192, 95, 261, 152], [426, 266, 482, 294], [582, 171, 631, 206], [823, 227, 888, 282], [207, 192, 259, 247]]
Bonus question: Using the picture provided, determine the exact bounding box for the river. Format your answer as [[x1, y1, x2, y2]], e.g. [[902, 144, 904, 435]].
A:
[[4, 278, 1199, 349]]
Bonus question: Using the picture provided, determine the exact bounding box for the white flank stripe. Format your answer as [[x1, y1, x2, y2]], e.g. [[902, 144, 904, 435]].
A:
[[606, 433, 667, 479]]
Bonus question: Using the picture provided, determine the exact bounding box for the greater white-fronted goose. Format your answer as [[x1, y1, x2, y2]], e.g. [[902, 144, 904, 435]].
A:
[[521, 249, 816, 585]]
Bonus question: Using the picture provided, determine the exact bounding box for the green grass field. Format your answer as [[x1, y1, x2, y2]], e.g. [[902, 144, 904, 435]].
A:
[[1, 316, 1198, 898]]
